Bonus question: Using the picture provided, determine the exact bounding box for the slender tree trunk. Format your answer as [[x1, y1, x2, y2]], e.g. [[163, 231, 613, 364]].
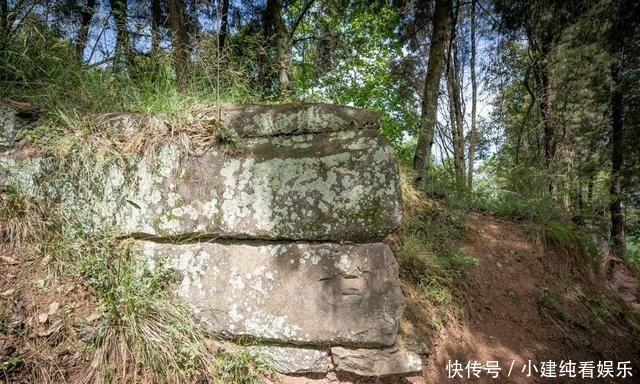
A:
[[76, 0, 97, 60], [530, 38, 556, 195], [447, 37, 465, 192], [168, 0, 190, 90], [265, 0, 291, 96], [112, 0, 132, 70], [413, 0, 451, 188], [609, 62, 625, 259], [0, 0, 7, 43], [151, 0, 162, 57], [467, 0, 477, 190], [218, 0, 229, 53]]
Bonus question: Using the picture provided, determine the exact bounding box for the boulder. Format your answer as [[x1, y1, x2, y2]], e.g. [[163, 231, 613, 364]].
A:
[[137, 241, 405, 348], [1, 129, 401, 241], [331, 347, 422, 377]]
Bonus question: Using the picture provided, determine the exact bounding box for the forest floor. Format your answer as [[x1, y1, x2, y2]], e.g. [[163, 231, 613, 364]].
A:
[[422, 212, 640, 384]]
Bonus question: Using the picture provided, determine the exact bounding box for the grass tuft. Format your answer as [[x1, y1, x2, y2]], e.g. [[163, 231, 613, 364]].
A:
[[212, 349, 277, 384], [0, 187, 47, 247], [40, 234, 220, 384]]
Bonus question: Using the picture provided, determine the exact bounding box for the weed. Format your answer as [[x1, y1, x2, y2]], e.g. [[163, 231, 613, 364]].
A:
[[0, 186, 47, 247], [0, 357, 23, 375], [42, 233, 221, 383], [212, 349, 276, 384]]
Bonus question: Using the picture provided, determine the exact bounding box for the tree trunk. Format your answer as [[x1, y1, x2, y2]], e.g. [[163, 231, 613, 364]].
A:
[[168, 0, 190, 90], [0, 0, 7, 43], [609, 62, 625, 260], [530, 37, 556, 195], [447, 35, 465, 192], [218, 0, 229, 53], [151, 0, 162, 57], [111, 0, 132, 70], [265, 0, 291, 96], [467, 0, 477, 191], [76, 0, 97, 60], [413, 0, 451, 188]]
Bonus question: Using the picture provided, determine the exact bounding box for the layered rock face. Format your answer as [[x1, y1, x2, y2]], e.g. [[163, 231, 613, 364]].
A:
[[0, 103, 422, 378]]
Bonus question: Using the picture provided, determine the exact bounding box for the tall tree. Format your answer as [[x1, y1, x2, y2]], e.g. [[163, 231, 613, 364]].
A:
[[608, 0, 637, 260], [151, 0, 163, 57], [112, 0, 132, 70], [413, 0, 451, 187], [264, 0, 292, 95], [447, 0, 465, 191], [218, 0, 230, 53], [75, 0, 97, 60], [168, 0, 190, 89], [467, 0, 477, 190], [0, 0, 7, 43], [495, 0, 587, 194]]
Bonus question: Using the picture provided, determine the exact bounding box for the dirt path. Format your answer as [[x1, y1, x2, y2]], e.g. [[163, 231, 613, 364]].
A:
[[423, 212, 639, 384]]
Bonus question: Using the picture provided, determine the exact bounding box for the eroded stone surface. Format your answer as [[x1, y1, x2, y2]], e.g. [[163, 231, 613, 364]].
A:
[[137, 241, 404, 347], [219, 103, 380, 137], [2, 129, 401, 241], [248, 345, 331, 374], [331, 347, 422, 377]]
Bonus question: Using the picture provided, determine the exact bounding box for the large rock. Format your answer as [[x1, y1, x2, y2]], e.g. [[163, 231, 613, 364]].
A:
[[137, 241, 405, 347], [1, 128, 401, 241], [331, 347, 422, 377]]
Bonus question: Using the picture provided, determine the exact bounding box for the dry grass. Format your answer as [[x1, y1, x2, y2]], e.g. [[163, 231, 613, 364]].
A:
[[29, 108, 239, 162], [0, 188, 47, 248]]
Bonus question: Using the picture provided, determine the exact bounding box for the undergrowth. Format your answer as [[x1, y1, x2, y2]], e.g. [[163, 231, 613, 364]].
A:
[[39, 228, 217, 383], [396, 168, 478, 322], [1, 18, 257, 115], [537, 286, 640, 362], [0, 189, 273, 383]]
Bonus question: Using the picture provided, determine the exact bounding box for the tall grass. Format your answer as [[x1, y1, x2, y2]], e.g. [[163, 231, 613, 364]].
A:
[[0, 18, 258, 117]]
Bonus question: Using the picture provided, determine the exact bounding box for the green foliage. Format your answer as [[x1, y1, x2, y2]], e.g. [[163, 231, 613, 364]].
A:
[[0, 18, 255, 117], [212, 350, 276, 384], [627, 236, 640, 277], [0, 357, 23, 375], [292, 2, 419, 151]]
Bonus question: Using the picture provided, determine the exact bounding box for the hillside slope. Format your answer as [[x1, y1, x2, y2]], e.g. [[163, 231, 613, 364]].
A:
[[423, 212, 640, 384]]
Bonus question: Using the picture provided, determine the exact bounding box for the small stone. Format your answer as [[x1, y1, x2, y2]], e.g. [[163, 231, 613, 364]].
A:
[[48, 302, 60, 315], [325, 371, 338, 381], [0, 288, 15, 297], [331, 347, 422, 377], [37, 312, 48, 324], [86, 312, 102, 323]]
